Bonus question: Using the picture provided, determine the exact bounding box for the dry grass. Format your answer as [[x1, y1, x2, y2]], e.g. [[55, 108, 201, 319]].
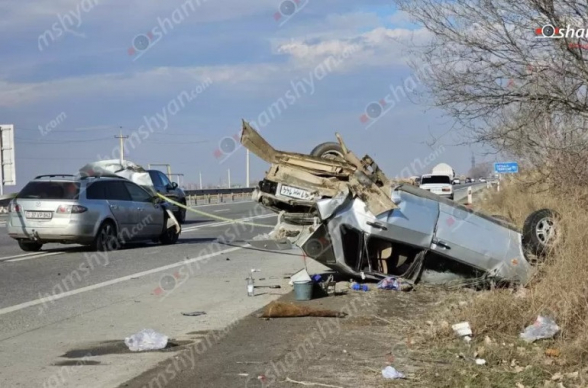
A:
[[439, 177, 588, 363]]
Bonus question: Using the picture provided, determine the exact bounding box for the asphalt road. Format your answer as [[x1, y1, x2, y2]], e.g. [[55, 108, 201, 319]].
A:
[[0, 185, 482, 388]]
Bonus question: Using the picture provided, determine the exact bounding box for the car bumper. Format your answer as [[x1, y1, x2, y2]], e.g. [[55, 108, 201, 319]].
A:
[[7, 221, 96, 243]]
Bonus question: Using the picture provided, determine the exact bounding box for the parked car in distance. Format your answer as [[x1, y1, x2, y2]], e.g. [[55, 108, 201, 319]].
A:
[[464, 177, 472, 183], [452, 178, 461, 185], [479, 178, 487, 182], [7, 174, 180, 252], [420, 174, 454, 200], [146, 170, 187, 224]]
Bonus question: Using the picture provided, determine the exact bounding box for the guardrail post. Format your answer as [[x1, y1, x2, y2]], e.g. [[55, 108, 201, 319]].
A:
[[497, 181, 500, 192], [218, 193, 222, 203], [207, 194, 211, 204], [467, 187, 473, 205]]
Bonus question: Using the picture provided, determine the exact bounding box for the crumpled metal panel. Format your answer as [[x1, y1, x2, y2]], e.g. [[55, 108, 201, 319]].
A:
[[78, 159, 153, 187]]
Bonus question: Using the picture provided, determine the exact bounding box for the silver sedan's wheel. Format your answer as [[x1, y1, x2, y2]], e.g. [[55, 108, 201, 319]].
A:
[[92, 221, 119, 252]]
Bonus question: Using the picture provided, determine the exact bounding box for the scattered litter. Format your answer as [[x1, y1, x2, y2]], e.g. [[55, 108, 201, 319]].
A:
[[351, 283, 369, 292], [381, 366, 405, 380], [238, 373, 249, 377], [226, 258, 230, 261], [285, 377, 344, 387], [181, 311, 206, 317], [475, 358, 486, 365], [464, 336, 472, 343], [551, 372, 563, 381], [520, 316, 560, 343], [124, 329, 168, 352], [254, 285, 281, 289], [259, 301, 347, 318], [376, 276, 413, 291], [452, 322, 472, 337]]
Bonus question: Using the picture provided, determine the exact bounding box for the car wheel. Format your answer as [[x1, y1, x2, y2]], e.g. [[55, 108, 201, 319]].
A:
[[174, 203, 186, 224], [310, 142, 345, 160], [91, 221, 119, 252], [18, 240, 43, 252], [160, 218, 180, 245], [522, 209, 561, 257]]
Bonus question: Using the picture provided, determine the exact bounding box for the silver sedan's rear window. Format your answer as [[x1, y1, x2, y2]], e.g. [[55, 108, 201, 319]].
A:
[[18, 182, 80, 200]]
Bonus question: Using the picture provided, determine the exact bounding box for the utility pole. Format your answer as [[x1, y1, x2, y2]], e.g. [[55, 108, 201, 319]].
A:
[[227, 169, 231, 188], [199, 171, 203, 189], [246, 149, 250, 188], [115, 130, 129, 164]]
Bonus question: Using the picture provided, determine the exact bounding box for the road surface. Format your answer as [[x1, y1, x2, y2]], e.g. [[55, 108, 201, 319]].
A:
[[0, 185, 481, 388]]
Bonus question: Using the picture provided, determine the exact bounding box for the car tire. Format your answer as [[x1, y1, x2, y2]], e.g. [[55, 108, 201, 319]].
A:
[[18, 240, 43, 252], [522, 209, 561, 257], [160, 218, 180, 245], [310, 142, 345, 160], [90, 220, 119, 252], [174, 202, 186, 224]]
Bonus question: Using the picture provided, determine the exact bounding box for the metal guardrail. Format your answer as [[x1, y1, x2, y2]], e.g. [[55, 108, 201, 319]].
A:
[[184, 188, 255, 196]]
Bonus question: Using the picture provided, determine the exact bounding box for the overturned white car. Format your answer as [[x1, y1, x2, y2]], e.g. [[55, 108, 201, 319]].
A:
[[241, 121, 559, 285]]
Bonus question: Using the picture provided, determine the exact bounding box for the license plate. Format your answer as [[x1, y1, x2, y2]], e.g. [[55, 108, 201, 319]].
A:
[[25, 211, 53, 219], [279, 185, 313, 200]]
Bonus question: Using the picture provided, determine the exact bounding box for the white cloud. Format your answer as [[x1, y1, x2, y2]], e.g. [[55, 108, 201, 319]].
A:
[[274, 26, 433, 70]]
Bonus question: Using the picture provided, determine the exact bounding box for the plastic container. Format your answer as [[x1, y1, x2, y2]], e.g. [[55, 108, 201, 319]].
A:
[[247, 277, 254, 297], [351, 283, 369, 292], [293, 280, 313, 301]]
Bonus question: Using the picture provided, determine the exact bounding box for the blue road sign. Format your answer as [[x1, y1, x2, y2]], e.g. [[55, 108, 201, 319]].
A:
[[494, 162, 519, 174]]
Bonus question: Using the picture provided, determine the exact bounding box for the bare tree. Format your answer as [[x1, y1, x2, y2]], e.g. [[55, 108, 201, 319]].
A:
[[395, 0, 588, 186]]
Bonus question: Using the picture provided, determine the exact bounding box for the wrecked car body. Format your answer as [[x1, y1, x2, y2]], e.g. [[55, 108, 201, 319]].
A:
[[241, 121, 559, 286]]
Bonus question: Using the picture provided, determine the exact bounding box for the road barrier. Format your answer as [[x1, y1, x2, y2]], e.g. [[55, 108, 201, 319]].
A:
[[184, 189, 254, 206]]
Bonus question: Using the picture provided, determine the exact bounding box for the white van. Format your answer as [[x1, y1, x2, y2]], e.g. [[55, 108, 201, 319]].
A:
[[419, 174, 454, 200]]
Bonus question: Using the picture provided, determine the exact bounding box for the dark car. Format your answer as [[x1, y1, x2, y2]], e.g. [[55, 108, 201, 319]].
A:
[[146, 170, 187, 223]]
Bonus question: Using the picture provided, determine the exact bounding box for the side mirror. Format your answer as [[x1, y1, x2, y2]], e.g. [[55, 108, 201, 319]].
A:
[[170, 182, 178, 189]]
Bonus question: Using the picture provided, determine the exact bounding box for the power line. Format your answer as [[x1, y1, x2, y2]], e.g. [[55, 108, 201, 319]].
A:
[[15, 137, 113, 144]]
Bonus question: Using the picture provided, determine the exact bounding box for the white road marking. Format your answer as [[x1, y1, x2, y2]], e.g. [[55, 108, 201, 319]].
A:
[[5, 252, 64, 262], [0, 251, 57, 262], [181, 214, 275, 233], [0, 246, 242, 317]]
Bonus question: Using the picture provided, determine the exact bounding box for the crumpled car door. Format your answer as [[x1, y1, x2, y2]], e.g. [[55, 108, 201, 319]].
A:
[[368, 188, 439, 249], [431, 203, 514, 277]]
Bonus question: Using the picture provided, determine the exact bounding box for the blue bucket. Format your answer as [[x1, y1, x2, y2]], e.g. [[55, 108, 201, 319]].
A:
[[293, 280, 313, 301]]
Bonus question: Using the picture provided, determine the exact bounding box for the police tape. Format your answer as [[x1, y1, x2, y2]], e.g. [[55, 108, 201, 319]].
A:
[[155, 193, 274, 228]]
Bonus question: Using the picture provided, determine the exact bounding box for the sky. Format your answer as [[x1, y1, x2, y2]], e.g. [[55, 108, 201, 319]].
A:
[[0, 0, 489, 192]]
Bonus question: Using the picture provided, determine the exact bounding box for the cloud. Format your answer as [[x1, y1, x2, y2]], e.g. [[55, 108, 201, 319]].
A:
[[274, 25, 433, 70]]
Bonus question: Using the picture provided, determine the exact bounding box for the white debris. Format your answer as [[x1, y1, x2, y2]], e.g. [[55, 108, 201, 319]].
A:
[[520, 316, 560, 343], [382, 366, 405, 379], [475, 358, 486, 365], [452, 322, 472, 337], [124, 329, 168, 352], [289, 269, 311, 286]]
